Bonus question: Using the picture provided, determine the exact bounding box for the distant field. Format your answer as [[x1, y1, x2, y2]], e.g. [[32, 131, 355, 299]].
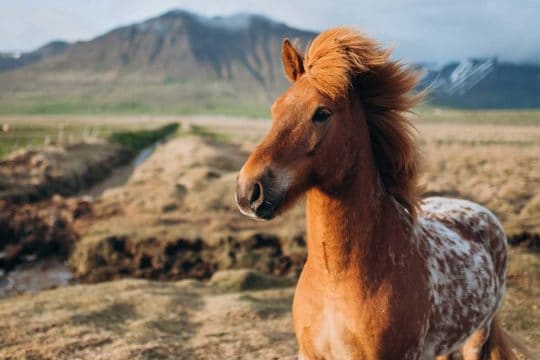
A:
[[0, 108, 539, 158], [0, 99, 271, 119], [0, 81, 272, 118], [0, 115, 181, 158], [0, 123, 114, 158], [0, 82, 539, 123], [415, 106, 540, 126]]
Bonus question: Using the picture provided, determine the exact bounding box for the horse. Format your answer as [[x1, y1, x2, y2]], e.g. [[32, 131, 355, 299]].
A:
[[236, 27, 533, 359]]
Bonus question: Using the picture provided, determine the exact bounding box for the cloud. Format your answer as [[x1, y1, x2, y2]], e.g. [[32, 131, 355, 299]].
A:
[[0, 0, 538, 63]]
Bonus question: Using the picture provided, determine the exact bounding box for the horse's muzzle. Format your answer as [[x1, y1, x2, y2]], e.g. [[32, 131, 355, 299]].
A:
[[235, 169, 280, 220]]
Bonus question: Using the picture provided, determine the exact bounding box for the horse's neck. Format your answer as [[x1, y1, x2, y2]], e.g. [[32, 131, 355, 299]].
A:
[[305, 156, 405, 285]]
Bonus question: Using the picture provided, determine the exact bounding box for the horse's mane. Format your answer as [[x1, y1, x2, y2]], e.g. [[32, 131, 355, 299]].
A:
[[303, 27, 423, 217]]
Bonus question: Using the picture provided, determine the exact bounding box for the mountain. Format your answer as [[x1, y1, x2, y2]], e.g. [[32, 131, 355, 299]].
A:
[[0, 41, 69, 72], [0, 10, 315, 115], [0, 10, 538, 115], [418, 58, 540, 109]]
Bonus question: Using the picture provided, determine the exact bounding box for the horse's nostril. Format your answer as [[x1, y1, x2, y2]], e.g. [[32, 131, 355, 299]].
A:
[[250, 182, 263, 209]]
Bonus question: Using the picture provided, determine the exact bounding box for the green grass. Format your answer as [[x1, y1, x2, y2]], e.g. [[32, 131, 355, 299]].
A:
[[108, 123, 180, 151], [0, 100, 270, 118], [0, 77, 537, 121], [0, 81, 271, 118], [0, 120, 181, 159], [186, 124, 231, 142], [0, 102, 165, 115], [0, 123, 116, 158], [2, 100, 539, 125]]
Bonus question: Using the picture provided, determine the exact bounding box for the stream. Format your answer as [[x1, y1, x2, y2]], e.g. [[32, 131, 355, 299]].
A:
[[0, 143, 159, 299], [0, 259, 73, 298]]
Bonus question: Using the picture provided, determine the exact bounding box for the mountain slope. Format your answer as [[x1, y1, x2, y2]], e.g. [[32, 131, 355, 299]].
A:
[[0, 10, 315, 115], [0, 41, 70, 72], [419, 59, 540, 109], [0, 10, 538, 114]]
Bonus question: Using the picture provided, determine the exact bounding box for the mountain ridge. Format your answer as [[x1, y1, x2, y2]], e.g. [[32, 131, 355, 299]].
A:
[[0, 9, 538, 113]]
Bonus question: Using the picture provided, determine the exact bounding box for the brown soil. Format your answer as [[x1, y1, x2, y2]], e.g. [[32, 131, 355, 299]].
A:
[[71, 136, 307, 282], [0, 196, 92, 271], [0, 142, 133, 203], [70, 123, 540, 283]]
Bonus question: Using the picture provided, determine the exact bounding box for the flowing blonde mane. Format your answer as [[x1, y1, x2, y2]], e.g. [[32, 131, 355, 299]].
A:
[[303, 27, 423, 217]]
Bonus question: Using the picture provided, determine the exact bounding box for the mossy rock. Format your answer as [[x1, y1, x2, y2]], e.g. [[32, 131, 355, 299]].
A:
[[208, 269, 295, 292]]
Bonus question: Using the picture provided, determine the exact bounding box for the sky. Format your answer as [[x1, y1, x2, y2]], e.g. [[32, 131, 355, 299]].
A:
[[0, 0, 539, 64]]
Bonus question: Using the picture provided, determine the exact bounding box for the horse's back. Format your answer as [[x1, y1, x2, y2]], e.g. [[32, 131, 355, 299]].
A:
[[416, 197, 508, 356]]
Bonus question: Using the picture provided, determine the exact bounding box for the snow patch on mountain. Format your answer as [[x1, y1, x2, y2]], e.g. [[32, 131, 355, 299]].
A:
[[423, 58, 496, 95], [447, 59, 496, 94]]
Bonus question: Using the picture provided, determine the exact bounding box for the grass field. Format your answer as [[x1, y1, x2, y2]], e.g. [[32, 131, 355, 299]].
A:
[[0, 80, 272, 119], [0, 111, 538, 355], [0, 115, 183, 158], [415, 106, 540, 126], [1, 107, 539, 159]]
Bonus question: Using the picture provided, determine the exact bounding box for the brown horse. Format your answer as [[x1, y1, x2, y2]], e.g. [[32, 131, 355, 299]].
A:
[[236, 28, 533, 359]]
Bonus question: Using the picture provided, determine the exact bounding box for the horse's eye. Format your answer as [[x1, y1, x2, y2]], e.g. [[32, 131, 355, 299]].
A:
[[312, 107, 332, 123]]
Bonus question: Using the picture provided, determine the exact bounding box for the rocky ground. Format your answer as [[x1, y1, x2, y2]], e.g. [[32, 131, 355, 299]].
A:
[[0, 196, 90, 272], [0, 270, 298, 360], [0, 118, 538, 358], [0, 142, 133, 203], [0, 265, 537, 359], [0, 140, 132, 277], [71, 135, 307, 283], [68, 123, 540, 284]]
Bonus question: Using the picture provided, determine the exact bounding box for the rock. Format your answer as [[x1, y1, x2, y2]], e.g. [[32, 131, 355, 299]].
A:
[[208, 269, 295, 292], [70, 232, 306, 283]]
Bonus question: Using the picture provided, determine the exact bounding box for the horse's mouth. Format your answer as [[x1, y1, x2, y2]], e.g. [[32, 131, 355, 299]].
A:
[[236, 193, 282, 221], [253, 200, 279, 220]]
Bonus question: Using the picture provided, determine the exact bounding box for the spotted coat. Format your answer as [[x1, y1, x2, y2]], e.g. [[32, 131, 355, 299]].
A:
[[414, 197, 508, 357]]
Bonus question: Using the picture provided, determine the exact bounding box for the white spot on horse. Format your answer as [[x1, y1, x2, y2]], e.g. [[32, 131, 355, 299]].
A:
[[314, 306, 352, 359]]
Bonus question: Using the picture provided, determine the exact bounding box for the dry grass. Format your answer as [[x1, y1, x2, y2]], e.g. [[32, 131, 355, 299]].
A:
[[419, 122, 540, 237], [501, 248, 540, 350], [0, 113, 538, 357], [0, 272, 298, 360], [0, 115, 182, 158]]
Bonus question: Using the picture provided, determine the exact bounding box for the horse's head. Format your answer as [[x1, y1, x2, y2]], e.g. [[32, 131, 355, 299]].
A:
[[236, 28, 422, 220], [236, 40, 357, 220]]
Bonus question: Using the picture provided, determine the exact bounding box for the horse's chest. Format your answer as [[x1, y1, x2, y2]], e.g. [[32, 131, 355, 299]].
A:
[[312, 306, 357, 359], [294, 283, 391, 360]]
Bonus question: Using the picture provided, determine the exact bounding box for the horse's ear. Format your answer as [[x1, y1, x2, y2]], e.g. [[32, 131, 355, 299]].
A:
[[281, 39, 304, 82]]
